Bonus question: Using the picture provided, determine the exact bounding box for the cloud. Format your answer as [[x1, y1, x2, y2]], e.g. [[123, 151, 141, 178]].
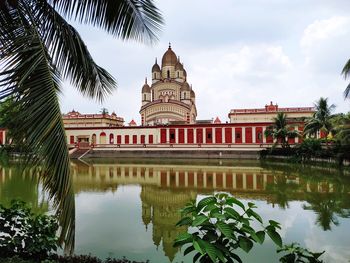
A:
[[301, 17, 350, 48]]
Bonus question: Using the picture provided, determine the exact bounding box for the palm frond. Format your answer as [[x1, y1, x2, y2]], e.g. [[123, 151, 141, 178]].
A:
[[0, 1, 74, 250], [49, 0, 163, 44], [34, 1, 116, 101]]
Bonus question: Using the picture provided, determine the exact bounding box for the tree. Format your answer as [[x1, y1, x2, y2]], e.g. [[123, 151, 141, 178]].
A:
[[265, 112, 299, 148], [342, 60, 350, 99], [304, 97, 335, 143], [0, 0, 163, 250]]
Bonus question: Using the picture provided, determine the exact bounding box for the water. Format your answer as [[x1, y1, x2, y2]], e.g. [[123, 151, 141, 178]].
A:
[[1, 159, 350, 263]]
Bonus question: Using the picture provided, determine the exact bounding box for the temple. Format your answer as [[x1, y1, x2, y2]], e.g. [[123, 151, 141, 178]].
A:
[[140, 44, 197, 125]]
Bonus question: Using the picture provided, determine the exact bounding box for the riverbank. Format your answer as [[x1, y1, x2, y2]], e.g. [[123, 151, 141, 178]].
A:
[[71, 147, 261, 159]]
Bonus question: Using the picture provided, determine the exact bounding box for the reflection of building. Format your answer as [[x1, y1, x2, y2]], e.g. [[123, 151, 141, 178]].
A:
[[140, 186, 195, 262], [140, 44, 197, 125]]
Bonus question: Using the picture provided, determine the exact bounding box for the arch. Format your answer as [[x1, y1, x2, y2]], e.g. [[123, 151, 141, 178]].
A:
[[167, 70, 170, 78], [92, 134, 97, 145], [100, 132, 106, 144], [109, 133, 114, 144]]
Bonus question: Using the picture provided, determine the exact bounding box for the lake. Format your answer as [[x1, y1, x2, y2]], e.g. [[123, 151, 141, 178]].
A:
[[1, 159, 350, 263]]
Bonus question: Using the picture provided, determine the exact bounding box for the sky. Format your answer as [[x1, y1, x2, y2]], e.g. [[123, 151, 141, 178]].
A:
[[59, 0, 350, 124]]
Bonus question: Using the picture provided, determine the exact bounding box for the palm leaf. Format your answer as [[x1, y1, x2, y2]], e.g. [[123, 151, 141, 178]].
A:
[[49, 0, 163, 44], [0, 1, 74, 251]]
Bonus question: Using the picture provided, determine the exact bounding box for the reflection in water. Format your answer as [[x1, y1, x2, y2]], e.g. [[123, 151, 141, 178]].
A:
[[69, 161, 350, 261], [0, 164, 75, 254], [1, 160, 350, 262]]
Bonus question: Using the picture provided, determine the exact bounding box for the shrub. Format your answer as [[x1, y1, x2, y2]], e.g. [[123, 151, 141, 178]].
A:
[[173, 193, 283, 263], [0, 200, 59, 259]]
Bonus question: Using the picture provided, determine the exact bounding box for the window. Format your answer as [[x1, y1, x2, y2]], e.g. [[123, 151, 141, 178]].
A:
[[143, 94, 146, 100], [170, 133, 175, 140], [167, 70, 170, 78], [236, 133, 241, 139], [207, 133, 212, 139], [177, 72, 179, 78], [184, 93, 186, 99], [154, 73, 156, 79]]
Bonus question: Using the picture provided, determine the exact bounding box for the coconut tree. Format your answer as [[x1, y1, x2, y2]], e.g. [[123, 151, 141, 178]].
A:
[[304, 97, 335, 142], [0, 0, 163, 250], [342, 60, 350, 99], [265, 112, 299, 148]]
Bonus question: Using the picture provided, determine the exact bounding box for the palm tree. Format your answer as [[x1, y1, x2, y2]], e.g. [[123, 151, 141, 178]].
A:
[[304, 97, 335, 142], [265, 112, 299, 148], [342, 60, 350, 99], [0, 0, 163, 250]]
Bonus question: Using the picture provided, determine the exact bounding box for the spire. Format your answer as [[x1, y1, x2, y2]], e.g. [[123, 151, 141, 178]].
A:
[[169, 42, 171, 49], [155, 58, 157, 64], [145, 77, 147, 84]]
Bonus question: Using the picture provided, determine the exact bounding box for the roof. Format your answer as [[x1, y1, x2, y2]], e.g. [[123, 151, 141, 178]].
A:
[[162, 45, 177, 67]]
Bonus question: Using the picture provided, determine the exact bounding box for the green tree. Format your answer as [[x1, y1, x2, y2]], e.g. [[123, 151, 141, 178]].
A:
[[0, 0, 163, 250], [342, 60, 350, 99], [304, 97, 335, 142], [265, 112, 299, 148]]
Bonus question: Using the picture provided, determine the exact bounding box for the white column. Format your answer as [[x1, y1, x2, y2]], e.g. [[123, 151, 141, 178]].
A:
[[242, 173, 247, 189], [222, 128, 226, 143], [185, 172, 188, 187], [223, 172, 227, 188], [175, 128, 179, 144], [166, 128, 169, 143], [233, 173, 237, 189], [175, 171, 179, 187], [194, 128, 197, 144], [203, 172, 207, 188], [194, 172, 198, 187], [233, 128, 236, 143], [213, 173, 217, 188], [212, 128, 216, 144], [263, 127, 267, 143], [295, 126, 299, 143], [252, 127, 256, 144], [184, 129, 188, 144], [242, 127, 246, 143]]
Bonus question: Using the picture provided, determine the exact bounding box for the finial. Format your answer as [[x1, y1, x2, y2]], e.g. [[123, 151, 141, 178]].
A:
[[178, 56, 180, 62], [155, 58, 157, 64], [145, 77, 147, 84], [169, 42, 171, 49]]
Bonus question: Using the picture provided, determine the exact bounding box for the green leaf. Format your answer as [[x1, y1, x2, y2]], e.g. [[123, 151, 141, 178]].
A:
[[247, 202, 257, 208], [269, 220, 281, 229], [256, 231, 265, 244], [192, 215, 209, 227], [197, 196, 216, 212], [202, 241, 218, 262], [184, 245, 195, 256], [176, 216, 192, 226], [231, 253, 243, 263], [266, 228, 282, 247], [193, 239, 205, 255], [226, 197, 245, 210], [193, 252, 202, 263], [216, 221, 232, 238], [238, 236, 253, 253], [224, 207, 240, 220], [246, 208, 263, 223], [174, 232, 192, 243]]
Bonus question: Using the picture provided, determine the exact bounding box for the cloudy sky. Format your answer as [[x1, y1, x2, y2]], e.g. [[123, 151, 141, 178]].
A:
[[60, 0, 350, 124]]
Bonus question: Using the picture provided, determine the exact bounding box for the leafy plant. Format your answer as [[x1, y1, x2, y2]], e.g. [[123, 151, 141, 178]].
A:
[[277, 243, 325, 263], [173, 193, 283, 263], [0, 200, 59, 259]]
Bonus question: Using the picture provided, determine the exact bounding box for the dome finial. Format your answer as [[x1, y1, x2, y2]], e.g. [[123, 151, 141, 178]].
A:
[[145, 77, 147, 84], [155, 58, 157, 64], [169, 42, 171, 49]]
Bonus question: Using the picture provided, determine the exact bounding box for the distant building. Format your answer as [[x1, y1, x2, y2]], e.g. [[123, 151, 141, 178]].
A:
[[139, 44, 197, 126], [228, 101, 314, 123], [63, 110, 124, 128]]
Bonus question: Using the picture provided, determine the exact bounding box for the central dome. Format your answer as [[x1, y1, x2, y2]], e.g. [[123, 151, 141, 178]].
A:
[[161, 45, 177, 67]]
